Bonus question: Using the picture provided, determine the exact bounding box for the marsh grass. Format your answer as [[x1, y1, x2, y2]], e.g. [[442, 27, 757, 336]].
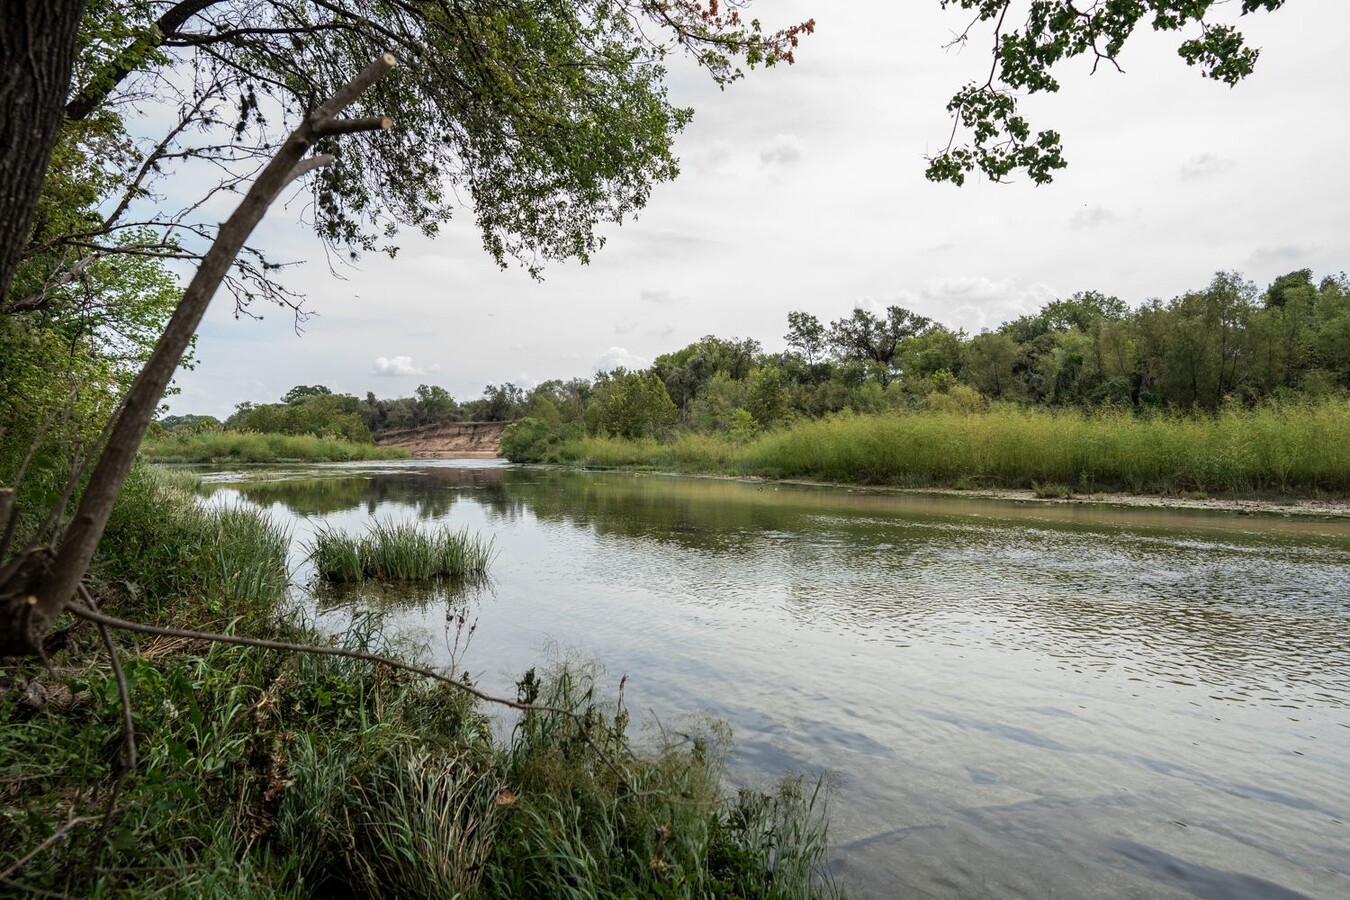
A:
[[141, 429, 410, 463], [310, 520, 496, 582], [557, 399, 1350, 496]]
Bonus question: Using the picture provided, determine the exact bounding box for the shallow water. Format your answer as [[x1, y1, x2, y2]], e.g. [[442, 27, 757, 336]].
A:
[[198, 460, 1350, 899]]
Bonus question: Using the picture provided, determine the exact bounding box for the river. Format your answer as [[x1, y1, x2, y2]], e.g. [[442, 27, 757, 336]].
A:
[[198, 459, 1350, 899]]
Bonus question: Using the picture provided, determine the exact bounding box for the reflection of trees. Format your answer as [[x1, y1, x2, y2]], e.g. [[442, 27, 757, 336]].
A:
[[203, 465, 513, 519], [496, 470, 816, 553], [206, 465, 1350, 708]]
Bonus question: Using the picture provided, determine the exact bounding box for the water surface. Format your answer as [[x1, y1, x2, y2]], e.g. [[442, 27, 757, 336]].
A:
[[199, 461, 1350, 899]]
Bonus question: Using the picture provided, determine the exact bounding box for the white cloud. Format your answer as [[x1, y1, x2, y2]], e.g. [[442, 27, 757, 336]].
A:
[[1180, 153, 1234, 181], [614, 318, 638, 335], [594, 346, 649, 372], [640, 288, 678, 304], [371, 355, 437, 377], [909, 277, 1059, 332], [1250, 244, 1305, 264], [1069, 206, 1120, 229], [759, 133, 803, 166]]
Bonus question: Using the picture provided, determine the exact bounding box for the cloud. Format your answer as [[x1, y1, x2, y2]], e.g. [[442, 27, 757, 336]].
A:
[[1180, 153, 1234, 181], [759, 134, 803, 167], [920, 276, 1009, 303], [910, 277, 1059, 332], [1069, 206, 1120, 229], [594, 346, 649, 372], [639, 288, 678, 304], [614, 317, 638, 335], [1250, 244, 1305, 264], [371, 355, 437, 377]]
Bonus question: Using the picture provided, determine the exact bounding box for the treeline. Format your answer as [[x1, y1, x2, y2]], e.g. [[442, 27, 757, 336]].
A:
[[159, 269, 1350, 455], [157, 382, 529, 443], [503, 269, 1350, 461]]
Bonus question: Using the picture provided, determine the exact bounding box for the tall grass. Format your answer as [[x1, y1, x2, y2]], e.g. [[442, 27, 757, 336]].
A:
[[557, 398, 1350, 496], [100, 465, 290, 621], [141, 429, 410, 463], [310, 520, 496, 582]]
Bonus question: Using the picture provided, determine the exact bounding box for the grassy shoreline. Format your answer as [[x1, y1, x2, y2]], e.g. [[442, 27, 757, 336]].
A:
[[1, 468, 835, 897], [141, 429, 410, 463], [520, 400, 1350, 500]]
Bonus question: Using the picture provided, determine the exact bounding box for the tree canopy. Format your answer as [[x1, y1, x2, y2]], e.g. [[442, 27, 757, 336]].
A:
[[928, 1, 1290, 184]]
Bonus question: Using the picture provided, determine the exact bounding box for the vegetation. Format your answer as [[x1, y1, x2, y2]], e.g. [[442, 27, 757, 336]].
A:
[[140, 430, 410, 464], [310, 521, 496, 583], [540, 399, 1350, 497], [1, 468, 835, 897]]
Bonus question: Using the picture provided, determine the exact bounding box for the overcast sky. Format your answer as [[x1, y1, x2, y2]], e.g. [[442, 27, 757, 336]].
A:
[[167, 1, 1350, 417]]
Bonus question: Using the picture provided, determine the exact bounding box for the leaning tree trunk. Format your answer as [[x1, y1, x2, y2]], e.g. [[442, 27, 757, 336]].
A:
[[0, 0, 87, 305], [0, 54, 397, 658]]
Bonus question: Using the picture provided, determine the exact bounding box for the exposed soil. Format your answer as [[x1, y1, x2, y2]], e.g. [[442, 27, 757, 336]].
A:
[[374, 421, 507, 458]]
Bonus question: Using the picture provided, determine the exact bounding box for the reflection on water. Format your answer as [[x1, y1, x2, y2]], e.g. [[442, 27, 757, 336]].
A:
[[198, 461, 1350, 899]]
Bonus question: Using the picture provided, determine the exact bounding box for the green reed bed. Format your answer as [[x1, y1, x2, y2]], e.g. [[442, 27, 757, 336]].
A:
[[311, 520, 496, 582], [141, 429, 410, 463], [558, 398, 1350, 496]]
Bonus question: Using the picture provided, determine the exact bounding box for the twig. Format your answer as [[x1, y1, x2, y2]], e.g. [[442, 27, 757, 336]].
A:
[[0, 815, 100, 881], [78, 586, 137, 771], [67, 603, 576, 717]]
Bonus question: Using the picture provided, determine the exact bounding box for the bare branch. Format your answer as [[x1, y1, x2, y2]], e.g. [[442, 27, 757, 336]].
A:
[[284, 153, 336, 187], [67, 602, 576, 717]]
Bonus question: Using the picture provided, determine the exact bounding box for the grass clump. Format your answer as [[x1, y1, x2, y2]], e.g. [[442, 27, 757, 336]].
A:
[[141, 429, 410, 463], [309, 520, 496, 582]]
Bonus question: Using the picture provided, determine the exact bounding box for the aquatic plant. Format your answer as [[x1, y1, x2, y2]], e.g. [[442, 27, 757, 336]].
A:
[[310, 520, 496, 582]]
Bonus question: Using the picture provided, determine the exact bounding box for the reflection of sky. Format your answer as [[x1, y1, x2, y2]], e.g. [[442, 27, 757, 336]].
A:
[[200, 462, 1350, 899]]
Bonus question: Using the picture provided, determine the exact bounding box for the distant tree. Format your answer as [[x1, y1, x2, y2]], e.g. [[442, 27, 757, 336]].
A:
[[587, 369, 677, 438], [963, 332, 1019, 399], [473, 383, 526, 422], [785, 311, 827, 364], [412, 384, 459, 426], [281, 384, 332, 404], [826, 306, 932, 386]]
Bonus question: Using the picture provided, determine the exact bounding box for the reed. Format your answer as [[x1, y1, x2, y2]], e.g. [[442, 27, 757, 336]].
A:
[[141, 429, 410, 463], [558, 398, 1350, 496], [310, 520, 497, 582]]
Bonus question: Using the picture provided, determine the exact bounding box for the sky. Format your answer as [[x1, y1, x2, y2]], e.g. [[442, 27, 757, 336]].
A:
[[166, 1, 1350, 417]]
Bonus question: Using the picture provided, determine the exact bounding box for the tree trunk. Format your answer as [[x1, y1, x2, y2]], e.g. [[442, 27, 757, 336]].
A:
[[0, 0, 87, 304]]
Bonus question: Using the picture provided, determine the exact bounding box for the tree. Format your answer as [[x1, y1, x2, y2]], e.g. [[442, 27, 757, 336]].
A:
[[586, 369, 677, 438], [927, 1, 1292, 185], [785, 311, 827, 364], [826, 306, 932, 386], [281, 384, 333, 405]]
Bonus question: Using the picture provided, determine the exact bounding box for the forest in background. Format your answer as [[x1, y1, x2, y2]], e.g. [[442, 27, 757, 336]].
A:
[[158, 268, 1350, 451]]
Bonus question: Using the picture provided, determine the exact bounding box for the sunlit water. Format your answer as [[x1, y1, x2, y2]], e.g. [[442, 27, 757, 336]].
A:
[[197, 460, 1350, 899]]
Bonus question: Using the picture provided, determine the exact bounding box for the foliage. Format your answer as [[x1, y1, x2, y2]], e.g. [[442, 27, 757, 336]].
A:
[[552, 397, 1350, 496], [928, 1, 1291, 184], [587, 369, 680, 439], [139, 431, 409, 464]]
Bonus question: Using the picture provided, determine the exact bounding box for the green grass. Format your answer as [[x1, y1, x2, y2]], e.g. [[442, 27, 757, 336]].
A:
[[141, 429, 410, 463], [309, 520, 496, 582], [1, 467, 838, 898], [552, 398, 1350, 497]]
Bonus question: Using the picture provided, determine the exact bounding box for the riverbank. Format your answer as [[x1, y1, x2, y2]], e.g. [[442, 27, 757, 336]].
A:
[[0, 467, 835, 897], [509, 400, 1350, 503]]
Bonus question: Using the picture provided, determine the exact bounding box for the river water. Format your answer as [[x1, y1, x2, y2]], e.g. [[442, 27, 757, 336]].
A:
[[198, 460, 1350, 899]]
